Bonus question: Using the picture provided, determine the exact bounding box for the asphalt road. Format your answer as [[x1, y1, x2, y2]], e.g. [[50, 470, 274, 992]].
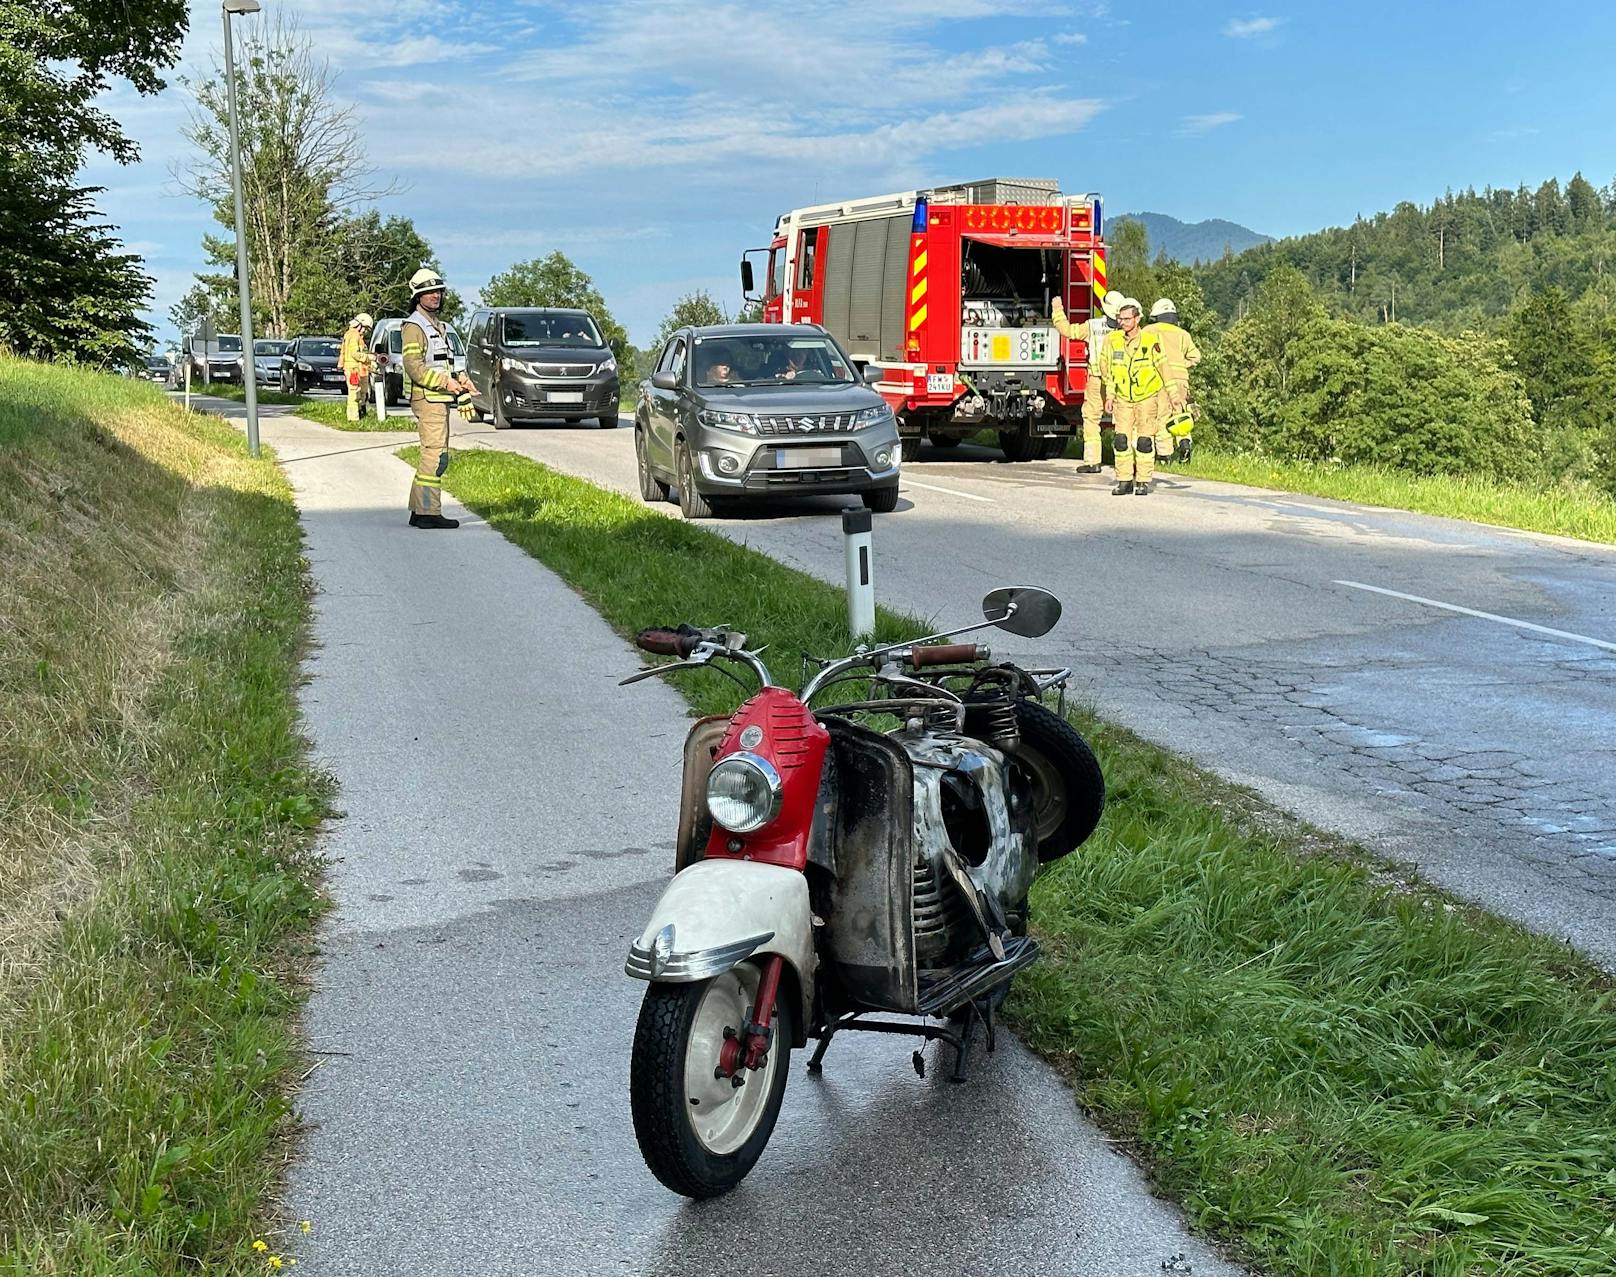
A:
[[468, 414, 1616, 970], [187, 397, 1241, 1276]]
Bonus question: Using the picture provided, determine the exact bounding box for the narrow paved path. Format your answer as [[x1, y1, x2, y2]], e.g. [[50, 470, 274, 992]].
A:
[[472, 417, 1616, 968], [187, 397, 1242, 1276]]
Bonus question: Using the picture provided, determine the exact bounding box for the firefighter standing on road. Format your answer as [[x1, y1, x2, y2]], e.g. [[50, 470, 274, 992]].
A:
[[1099, 297, 1169, 496], [340, 312, 374, 423], [402, 268, 474, 530], [1145, 298, 1202, 463], [1051, 289, 1120, 475]]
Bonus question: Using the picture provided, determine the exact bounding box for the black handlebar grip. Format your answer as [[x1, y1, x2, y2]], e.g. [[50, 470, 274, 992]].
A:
[[636, 627, 701, 657], [908, 642, 988, 668]]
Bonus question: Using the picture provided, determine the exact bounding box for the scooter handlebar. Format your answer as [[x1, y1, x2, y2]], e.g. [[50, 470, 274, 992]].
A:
[[636, 627, 701, 658], [908, 642, 988, 668]]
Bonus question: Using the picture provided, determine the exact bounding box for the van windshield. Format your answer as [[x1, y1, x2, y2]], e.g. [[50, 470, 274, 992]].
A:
[[501, 313, 602, 347], [214, 335, 242, 353]]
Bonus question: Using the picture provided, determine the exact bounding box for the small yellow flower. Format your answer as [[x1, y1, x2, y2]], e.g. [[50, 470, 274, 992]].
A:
[[253, 1240, 268, 1253], [268, 1259, 283, 1271], [299, 1221, 312, 1234]]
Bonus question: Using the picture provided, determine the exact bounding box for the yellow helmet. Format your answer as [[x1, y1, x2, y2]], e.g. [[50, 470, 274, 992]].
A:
[[409, 268, 446, 297], [1165, 409, 1195, 436], [353, 312, 375, 329]]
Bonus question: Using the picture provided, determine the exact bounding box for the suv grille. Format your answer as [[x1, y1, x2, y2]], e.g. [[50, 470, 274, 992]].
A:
[[529, 362, 595, 379], [754, 412, 857, 436]]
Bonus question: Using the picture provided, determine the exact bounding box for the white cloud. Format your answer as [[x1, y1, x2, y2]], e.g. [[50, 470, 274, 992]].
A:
[[1224, 15, 1284, 38], [1053, 31, 1089, 45], [1180, 112, 1242, 134]]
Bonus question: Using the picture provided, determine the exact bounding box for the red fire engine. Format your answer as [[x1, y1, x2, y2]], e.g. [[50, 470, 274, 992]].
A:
[[741, 178, 1107, 461]]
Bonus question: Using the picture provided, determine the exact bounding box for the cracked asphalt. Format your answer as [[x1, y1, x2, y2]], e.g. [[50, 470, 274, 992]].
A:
[[188, 397, 1244, 1276], [469, 421, 1616, 967]]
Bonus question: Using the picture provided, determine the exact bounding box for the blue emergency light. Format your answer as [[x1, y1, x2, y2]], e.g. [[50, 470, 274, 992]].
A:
[[912, 199, 928, 233], [1092, 195, 1103, 239]]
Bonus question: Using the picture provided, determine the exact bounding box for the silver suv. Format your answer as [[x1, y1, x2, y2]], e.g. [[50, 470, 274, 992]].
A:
[[636, 325, 902, 519]]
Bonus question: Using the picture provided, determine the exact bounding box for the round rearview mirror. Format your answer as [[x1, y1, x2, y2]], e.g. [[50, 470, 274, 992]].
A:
[[982, 586, 1062, 638]]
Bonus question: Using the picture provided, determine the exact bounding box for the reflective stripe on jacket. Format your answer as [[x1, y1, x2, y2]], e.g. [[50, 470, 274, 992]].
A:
[[1101, 329, 1166, 402], [401, 307, 456, 402]]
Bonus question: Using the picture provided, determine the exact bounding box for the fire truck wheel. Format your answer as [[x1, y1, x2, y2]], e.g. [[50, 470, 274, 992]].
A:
[[861, 485, 899, 514], [1037, 436, 1067, 460], [900, 437, 923, 463], [677, 443, 716, 519], [997, 430, 1040, 462], [928, 436, 961, 449]]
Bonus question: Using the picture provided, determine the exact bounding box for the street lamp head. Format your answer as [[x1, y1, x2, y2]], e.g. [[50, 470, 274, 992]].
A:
[[223, 0, 261, 13]]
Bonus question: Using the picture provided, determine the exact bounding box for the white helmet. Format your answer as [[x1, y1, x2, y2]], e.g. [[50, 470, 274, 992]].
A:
[[1099, 290, 1122, 321], [1116, 296, 1143, 317], [1150, 298, 1178, 319], [409, 267, 446, 298], [352, 311, 375, 329]]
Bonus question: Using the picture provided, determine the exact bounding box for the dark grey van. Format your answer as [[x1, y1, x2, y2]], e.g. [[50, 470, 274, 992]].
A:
[[464, 307, 621, 430]]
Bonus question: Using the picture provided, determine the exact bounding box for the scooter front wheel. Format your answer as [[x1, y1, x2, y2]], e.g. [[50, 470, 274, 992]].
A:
[[629, 962, 793, 1198]]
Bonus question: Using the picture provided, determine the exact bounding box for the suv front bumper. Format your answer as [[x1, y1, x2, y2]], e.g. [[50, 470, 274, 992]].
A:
[[692, 434, 902, 496]]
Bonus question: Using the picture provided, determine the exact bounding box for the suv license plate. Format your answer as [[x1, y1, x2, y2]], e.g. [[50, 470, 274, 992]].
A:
[[927, 373, 955, 394], [546, 390, 584, 404], [777, 447, 842, 469]]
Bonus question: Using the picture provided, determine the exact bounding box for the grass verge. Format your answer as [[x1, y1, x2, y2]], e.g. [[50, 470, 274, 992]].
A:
[[304, 399, 635, 433], [1, 359, 327, 1274], [186, 381, 309, 407], [427, 443, 1616, 1277]]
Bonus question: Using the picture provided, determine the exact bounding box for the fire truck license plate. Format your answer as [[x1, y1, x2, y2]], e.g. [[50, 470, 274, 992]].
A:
[[927, 373, 955, 394], [776, 447, 842, 469]]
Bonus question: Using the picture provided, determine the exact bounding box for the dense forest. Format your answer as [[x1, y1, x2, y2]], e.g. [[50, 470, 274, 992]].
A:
[[1107, 174, 1616, 496]]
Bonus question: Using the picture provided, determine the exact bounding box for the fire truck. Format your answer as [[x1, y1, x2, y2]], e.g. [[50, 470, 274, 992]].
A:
[[740, 177, 1107, 461]]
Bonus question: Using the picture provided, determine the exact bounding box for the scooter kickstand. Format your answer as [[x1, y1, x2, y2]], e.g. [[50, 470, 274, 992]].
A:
[[949, 1005, 976, 1084]]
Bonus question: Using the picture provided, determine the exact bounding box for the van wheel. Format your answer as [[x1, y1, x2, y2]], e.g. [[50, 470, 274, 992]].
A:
[[492, 395, 511, 430], [599, 413, 620, 429]]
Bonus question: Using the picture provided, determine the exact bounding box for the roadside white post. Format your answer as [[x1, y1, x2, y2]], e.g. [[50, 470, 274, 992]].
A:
[[375, 372, 387, 423], [222, 0, 263, 457], [842, 506, 875, 640], [184, 358, 191, 413]]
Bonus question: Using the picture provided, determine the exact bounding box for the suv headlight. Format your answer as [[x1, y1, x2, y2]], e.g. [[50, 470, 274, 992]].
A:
[[297, 361, 312, 371], [697, 409, 761, 435], [849, 404, 895, 431], [706, 752, 783, 833]]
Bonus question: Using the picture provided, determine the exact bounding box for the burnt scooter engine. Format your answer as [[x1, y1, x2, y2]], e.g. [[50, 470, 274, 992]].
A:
[[898, 704, 1037, 967]]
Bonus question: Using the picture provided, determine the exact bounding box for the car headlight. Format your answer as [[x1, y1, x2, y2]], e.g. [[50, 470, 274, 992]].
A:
[[297, 361, 312, 371], [849, 404, 896, 431], [697, 409, 761, 435], [706, 752, 783, 833], [598, 356, 617, 374], [502, 357, 541, 375]]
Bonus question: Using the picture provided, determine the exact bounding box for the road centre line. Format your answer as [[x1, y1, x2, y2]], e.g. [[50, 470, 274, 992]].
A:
[[1335, 580, 1616, 653], [902, 478, 996, 504]]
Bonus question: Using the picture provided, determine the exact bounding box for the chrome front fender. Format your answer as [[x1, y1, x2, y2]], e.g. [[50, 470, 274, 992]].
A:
[[626, 859, 816, 1027]]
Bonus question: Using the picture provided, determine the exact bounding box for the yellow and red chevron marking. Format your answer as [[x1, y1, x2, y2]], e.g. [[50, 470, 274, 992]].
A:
[[1092, 247, 1108, 299], [907, 233, 928, 334]]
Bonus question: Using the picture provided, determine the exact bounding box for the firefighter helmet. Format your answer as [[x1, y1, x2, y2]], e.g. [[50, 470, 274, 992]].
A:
[[352, 311, 375, 329], [1150, 298, 1178, 319], [409, 268, 446, 298], [1116, 296, 1143, 317], [1099, 290, 1122, 321], [1165, 409, 1195, 436]]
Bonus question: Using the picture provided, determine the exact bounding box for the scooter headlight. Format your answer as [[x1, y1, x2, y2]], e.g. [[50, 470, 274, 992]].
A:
[[706, 752, 783, 833]]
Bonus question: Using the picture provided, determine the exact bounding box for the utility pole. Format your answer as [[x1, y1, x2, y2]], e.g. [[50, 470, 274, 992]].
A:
[[223, 0, 263, 457]]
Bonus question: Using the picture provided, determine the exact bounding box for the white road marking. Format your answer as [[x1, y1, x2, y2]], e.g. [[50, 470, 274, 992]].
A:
[[1336, 580, 1616, 653], [902, 478, 995, 504]]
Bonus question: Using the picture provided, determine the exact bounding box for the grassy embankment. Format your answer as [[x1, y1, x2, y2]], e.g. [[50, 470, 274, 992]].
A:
[[1049, 435, 1616, 545], [1, 361, 327, 1274], [185, 381, 309, 407], [422, 443, 1616, 1277]]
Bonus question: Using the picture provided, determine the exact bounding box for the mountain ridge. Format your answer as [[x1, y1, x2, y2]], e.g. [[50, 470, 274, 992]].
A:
[[1112, 211, 1272, 263]]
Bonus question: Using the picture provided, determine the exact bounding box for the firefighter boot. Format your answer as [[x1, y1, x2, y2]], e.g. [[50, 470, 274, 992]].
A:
[[1112, 480, 1134, 495], [409, 512, 461, 529], [1134, 480, 1152, 495]]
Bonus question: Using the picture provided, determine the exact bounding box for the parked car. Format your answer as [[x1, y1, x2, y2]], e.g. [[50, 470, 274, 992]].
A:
[[182, 332, 245, 384], [253, 339, 289, 384], [368, 317, 466, 407], [636, 324, 901, 519], [134, 355, 171, 384], [463, 307, 619, 430], [280, 336, 345, 394]]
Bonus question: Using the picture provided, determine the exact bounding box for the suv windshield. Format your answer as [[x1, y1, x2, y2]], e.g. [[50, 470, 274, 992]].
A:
[[501, 313, 601, 347], [301, 340, 340, 358], [255, 340, 288, 356], [693, 334, 855, 388]]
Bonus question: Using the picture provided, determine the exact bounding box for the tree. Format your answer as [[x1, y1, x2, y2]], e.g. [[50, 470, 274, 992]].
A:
[[169, 283, 236, 346], [654, 290, 728, 348], [480, 252, 630, 366], [178, 9, 392, 338], [0, 0, 189, 363]]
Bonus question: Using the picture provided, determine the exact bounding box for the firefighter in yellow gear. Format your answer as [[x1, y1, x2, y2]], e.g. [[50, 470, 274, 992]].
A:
[[340, 312, 375, 422], [401, 268, 475, 529], [1051, 288, 1120, 474], [1145, 298, 1202, 463], [1098, 297, 1169, 495]]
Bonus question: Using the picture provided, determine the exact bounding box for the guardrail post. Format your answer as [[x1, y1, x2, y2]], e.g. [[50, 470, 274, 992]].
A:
[[842, 506, 875, 640]]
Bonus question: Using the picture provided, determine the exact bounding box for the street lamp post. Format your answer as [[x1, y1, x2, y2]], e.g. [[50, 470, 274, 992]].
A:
[[222, 0, 262, 457]]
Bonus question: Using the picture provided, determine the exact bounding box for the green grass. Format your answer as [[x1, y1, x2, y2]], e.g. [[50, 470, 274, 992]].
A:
[[186, 381, 309, 407], [429, 444, 1616, 1277], [1, 359, 327, 1274], [306, 398, 635, 433]]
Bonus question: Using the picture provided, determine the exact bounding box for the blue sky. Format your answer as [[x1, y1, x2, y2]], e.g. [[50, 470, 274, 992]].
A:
[[88, 0, 1616, 348]]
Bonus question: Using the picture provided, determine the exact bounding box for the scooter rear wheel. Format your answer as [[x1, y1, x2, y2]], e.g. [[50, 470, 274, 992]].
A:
[[630, 962, 793, 1198], [1013, 701, 1105, 863]]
